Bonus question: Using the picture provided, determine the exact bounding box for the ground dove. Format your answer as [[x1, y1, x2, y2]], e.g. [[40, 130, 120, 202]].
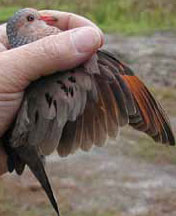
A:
[[3, 8, 175, 216]]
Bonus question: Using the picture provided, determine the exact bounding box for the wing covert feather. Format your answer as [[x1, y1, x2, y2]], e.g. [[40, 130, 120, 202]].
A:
[[10, 50, 175, 159]]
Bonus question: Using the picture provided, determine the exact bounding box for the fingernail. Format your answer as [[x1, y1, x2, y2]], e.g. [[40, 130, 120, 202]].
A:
[[72, 27, 101, 53]]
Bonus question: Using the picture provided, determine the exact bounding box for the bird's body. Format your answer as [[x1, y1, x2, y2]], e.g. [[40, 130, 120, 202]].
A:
[[3, 8, 175, 216]]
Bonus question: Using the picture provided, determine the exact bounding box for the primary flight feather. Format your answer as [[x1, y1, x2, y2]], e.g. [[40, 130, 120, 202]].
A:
[[3, 8, 175, 216]]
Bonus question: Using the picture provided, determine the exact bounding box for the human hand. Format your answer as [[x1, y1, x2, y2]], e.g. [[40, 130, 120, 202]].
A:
[[0, 10, 104, 175]]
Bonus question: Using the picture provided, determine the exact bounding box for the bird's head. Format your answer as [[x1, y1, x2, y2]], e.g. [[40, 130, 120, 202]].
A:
[[7, 8, 59, 48]]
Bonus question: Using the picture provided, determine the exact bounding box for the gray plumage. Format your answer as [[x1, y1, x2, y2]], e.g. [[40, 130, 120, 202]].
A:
[[3, 8, 175, 216]]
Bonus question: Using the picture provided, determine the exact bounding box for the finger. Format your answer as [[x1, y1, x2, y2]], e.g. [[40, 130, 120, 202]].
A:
[[0, 24, 10, 49], [0, 27, 101, 92], [39, 10, 104, 46], [0, 42, 7, 52]]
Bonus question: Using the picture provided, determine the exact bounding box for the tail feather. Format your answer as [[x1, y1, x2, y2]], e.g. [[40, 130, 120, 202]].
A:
[[16, 145, 60, 216]]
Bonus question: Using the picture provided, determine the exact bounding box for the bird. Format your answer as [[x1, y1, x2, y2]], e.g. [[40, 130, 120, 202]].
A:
[[3, 8, 175, 216]]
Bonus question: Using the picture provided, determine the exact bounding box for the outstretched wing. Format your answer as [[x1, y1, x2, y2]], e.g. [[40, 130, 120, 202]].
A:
[[10, 50, 175, 159], [98, 50, 175, 145]]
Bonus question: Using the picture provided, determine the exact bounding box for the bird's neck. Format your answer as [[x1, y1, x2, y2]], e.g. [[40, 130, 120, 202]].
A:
[[7, 25, 60, 48], [9, 34, 35, 48]]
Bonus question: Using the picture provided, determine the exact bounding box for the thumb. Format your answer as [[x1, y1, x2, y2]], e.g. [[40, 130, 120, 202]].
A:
[[0, 27, 102, 92]]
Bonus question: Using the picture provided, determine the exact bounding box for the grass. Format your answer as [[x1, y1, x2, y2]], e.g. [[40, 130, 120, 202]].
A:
[[133, 136, 176, 164], [119, 126, 176, 165], [150, 87, 176, 116], [0, 6, 21, 23], [118, 85, 176, 165], [0, 0, 176, 34]]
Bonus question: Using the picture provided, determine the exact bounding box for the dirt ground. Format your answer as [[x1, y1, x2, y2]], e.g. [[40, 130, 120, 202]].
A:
[[0, 32, 176, 216]]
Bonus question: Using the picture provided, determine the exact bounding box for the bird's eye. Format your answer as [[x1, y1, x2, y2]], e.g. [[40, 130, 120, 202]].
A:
[[27, 15, 35, 22]]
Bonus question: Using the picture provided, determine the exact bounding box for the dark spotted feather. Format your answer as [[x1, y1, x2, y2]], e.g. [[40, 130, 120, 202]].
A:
[[9, 50, 175, 161]]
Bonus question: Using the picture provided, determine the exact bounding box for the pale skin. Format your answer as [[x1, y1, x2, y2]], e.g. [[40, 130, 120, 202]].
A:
[[0, 10, 104, 175]]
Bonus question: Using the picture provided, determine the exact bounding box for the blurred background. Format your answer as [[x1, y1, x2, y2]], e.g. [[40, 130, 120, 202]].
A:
[[0, 0, 176, 33], [0, 0, 176, 216]]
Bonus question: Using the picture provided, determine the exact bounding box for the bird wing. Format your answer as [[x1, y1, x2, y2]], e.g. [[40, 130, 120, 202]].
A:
[[10, 67, 93, 155], [10, 50, 175, 158], [58, 50, 175, 157], [98, 50, 175, 145]]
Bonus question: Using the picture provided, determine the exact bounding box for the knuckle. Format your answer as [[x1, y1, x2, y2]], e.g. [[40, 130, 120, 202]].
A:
[[38, 33, 75, 62]]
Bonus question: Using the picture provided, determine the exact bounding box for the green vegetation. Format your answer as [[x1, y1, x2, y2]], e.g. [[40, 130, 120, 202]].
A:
[[120, 126, 176, 165], [151, 87, 176, 116], [0, 0, 176, 34], [133, 136, 176, 164], [119, 86, 176, 165]]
